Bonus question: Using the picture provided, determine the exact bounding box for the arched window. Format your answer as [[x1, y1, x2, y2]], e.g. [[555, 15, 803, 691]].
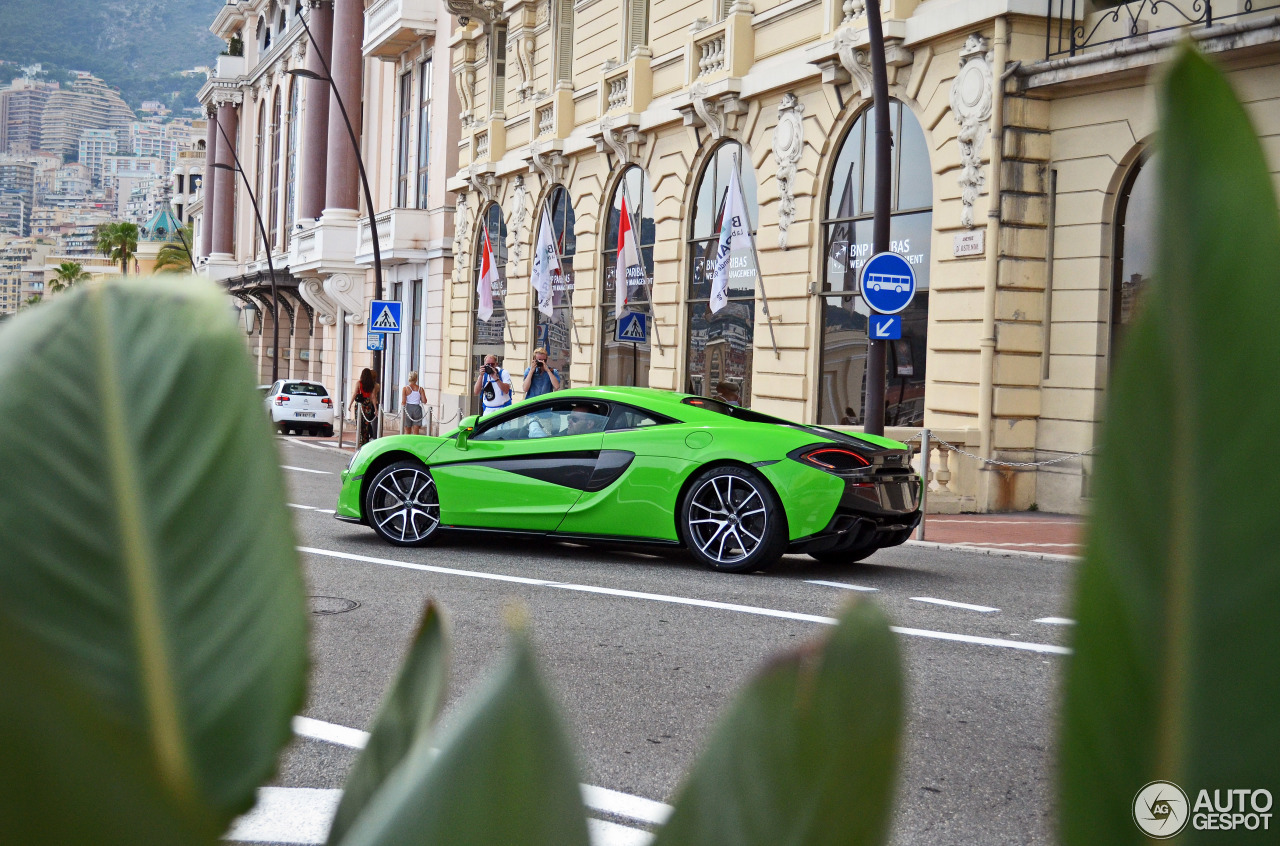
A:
[[473, 203, 509, 395], [258, 17, 270, 51], [600, 166, 655, 386], [534, 185, 576, 385], [284, 81, 300, 244], [269, 88, 282, 250], [1111, 152, 1156, 362], [687, 141, 758, 402], [819, 100, 932, 427], [253, 102, 266, 256]]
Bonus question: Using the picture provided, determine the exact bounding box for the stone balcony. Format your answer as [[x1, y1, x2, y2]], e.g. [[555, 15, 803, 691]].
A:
[[364, 0, 438, 60], [355, 208, 434, 266], [288, 212, 362, 279]]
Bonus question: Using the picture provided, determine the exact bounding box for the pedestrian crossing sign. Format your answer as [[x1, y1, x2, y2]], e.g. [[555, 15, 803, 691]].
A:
[[369, 300, 402, 333], [615, 310, 649, 344]]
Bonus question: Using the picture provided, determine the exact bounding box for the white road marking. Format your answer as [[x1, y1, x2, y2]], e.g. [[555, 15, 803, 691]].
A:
[[280, 437, 343, 453], [925, 519, 1076, 526], [291, 717, 674, 827], [281, 465, 333, 475], [287, 503, 337, 514], [1035, 616, 1076, 625], [224, 787, 653, 845], [806, 579, 879, 592], [911, 597, 999, 613], [225, 787, 340, 844], [589, 819, 654, 846], [297, 546, 1070, 655], [292, 716, 368, 749]]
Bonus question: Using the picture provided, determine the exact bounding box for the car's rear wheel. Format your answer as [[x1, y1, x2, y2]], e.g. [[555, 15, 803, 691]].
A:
[[365, 460, 441, 546], [681, 465, 787, 573], [320, 424, 334, 438]]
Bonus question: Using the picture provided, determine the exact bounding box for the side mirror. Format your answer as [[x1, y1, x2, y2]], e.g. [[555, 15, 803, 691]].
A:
[[456, 414, 478, 450]]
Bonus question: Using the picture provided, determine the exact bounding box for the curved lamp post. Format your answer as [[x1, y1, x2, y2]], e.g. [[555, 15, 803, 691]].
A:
[[288, 9, 386, 395], [209, 119, 280, 383]]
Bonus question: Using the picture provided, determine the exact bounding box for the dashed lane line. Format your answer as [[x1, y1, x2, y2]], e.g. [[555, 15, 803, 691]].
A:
[[297, 546, 1070, 655], [288, 503, 337, 514], [281, 465, 334, 475], [911, 597, 1000, 613], [1035, 617, 1076, 625], [805, 579, 879, 592]]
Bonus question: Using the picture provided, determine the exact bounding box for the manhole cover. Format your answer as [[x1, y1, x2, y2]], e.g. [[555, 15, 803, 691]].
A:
[[309, 596, 360, 615]]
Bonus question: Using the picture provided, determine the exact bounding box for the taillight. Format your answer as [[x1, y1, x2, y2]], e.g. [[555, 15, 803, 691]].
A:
[[321, 397, 333, 406], [790, 444, 873, 475], [275, 395, 290, 406]]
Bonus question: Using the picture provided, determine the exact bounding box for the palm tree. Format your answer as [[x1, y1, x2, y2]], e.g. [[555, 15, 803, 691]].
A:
[[95, 222, 140, 276], [22, 294, 42, 309], [49, 261, 90, 293], [153, 223, 195, 274]]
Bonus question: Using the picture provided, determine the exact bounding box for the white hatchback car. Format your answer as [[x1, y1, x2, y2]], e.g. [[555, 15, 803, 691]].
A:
[[265, 380, 335, 436]]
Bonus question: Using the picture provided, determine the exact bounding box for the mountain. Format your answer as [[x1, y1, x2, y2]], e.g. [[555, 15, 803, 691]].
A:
[[0, 0, 226, 110]]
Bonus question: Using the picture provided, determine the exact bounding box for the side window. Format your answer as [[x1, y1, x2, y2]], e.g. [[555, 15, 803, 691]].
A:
[[607, 405, 669, 431], [473, 401, 611, 441]]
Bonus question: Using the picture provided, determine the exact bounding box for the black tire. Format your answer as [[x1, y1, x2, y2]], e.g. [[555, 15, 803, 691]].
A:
[[320, 424, 334, 438], [680, 465, 787, 573], [808, 543, 879, 565], [364, 460, 441, 547], [277, 423, 289, 435]]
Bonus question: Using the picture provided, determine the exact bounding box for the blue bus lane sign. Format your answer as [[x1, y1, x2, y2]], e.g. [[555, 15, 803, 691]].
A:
[[859, 251, 917, 315]]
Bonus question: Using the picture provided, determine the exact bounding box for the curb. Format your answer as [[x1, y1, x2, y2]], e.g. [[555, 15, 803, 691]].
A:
[[904, 539, 1079, 563]]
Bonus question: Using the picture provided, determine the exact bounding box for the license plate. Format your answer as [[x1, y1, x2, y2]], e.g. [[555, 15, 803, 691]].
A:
[[296, 412, 316, 418]]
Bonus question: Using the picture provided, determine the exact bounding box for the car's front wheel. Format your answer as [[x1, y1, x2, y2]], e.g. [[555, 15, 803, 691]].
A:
[[680, 465, 787, 573], [365, 460, 441, 546]]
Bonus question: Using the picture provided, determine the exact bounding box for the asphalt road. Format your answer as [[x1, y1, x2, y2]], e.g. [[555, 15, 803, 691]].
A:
[[241, 435, 1077, 845]]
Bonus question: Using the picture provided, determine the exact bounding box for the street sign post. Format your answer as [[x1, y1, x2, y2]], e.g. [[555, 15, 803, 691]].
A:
[[366, 333, 385, 352], [369, 300, 403, 333], [859, 252, 917, 315], [615, 311, 649, 344], [868, 314, 902, 340]]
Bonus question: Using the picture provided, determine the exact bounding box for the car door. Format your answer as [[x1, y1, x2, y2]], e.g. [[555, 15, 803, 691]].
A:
[[429, 399, 610, 531]]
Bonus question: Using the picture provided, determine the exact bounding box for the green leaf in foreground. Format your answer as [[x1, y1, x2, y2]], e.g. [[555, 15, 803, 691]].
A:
[[653, 599, 903, 846], [1060, 47, 1280, 844], [0, 279, 309, 828], [0, 613, 220, 846], [337, 623, 590, 846], [326, 602, 448, 845]]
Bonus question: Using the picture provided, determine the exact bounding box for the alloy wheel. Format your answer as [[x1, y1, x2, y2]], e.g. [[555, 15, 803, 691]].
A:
[[369, 465, 440, 544], [686, 472, 768, 565]]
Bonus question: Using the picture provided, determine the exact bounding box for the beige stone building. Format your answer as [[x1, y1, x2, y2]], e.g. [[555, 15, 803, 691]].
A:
[[441, 0, 1280, 514]]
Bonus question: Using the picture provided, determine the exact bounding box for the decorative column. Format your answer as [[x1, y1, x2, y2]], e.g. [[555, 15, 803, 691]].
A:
[[323, 0, 364, 213], [300, 0, 333, 221], [211, 94, 242, 257], [201, 109, 219, 258]]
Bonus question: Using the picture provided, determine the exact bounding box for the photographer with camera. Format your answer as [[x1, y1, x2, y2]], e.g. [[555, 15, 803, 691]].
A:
[[472, 354, 512, 416], [521, 346, 562, 399]]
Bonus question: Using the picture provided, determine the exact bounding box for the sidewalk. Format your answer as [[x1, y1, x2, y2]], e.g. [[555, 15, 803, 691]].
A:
[[914, 512, 1083, 559]]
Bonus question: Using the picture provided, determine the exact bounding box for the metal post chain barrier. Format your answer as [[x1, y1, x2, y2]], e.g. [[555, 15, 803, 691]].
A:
[[916, 429, 930, 541]]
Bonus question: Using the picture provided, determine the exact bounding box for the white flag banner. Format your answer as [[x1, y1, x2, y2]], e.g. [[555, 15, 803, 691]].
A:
[[710, 164, 756, 314], [477, 225, 499, 323], [615, 192, 643, 316], [531, 206, 561, 319]]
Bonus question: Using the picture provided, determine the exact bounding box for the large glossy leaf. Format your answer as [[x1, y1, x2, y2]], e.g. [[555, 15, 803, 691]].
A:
[[337, 626, 590, 846], [1060, 48, 1280, 844], [653, 599, 902, 846], [0, 614, 219, 845], [326, 602, 448, 845], [0, 280, 308, 827]]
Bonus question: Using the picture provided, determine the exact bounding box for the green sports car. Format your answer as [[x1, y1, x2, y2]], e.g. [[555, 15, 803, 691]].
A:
[[334, 386, 922, 573]]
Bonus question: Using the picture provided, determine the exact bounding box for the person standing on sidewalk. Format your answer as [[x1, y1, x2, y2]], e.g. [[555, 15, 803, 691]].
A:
[[522, 347, 561, 399], [349, 367, 379, 447], [401, 371, 426, 435], [473, 354, 512, 416]]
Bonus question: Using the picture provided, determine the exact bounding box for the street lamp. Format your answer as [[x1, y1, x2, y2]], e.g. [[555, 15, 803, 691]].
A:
[[287, 9, 386, 395], [209, 118, 280, 383]]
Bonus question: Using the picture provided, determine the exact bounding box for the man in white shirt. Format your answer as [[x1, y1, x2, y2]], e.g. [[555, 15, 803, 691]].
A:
[[473, 354, 512, 416]]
